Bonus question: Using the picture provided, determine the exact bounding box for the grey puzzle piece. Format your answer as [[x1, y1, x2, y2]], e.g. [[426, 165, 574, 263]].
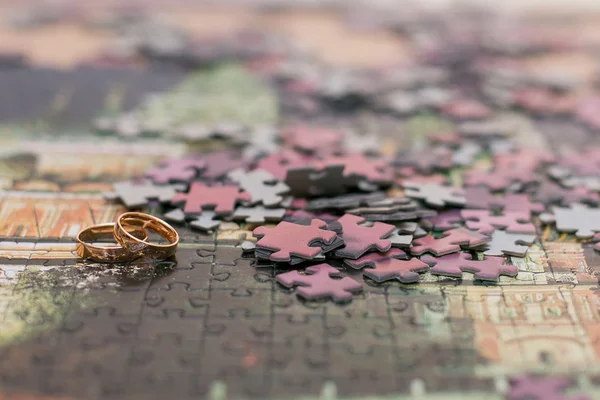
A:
[[386, 229, 412, 249], [403, 182, 465, 208], [540, 203, 600, 239], [452, 141, 482, 167], [228, 168, 289, 207], [232, 206, 286, 224], [189, 211, 221, 232], [483, 230, 535, 258], [105, 180, 184, 208], [164, 208, 186, 223], [285, 165, 346, 197]]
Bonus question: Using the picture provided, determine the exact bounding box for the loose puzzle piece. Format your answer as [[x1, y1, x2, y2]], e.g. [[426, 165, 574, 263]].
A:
[[276, 263, 362, 303], [232, 206, 285, 224], [422, 252, 517, 281], [403, 182, 465, 208], [171, 183, 251, 216], [163, 208, 186, 223], [328, 214, 394, 259], [465, 187, 545, 213], [460, 209, 535, 234], [285, 164, 347, 197], [318, 153, 393, 185], [306, 191, 386, 211], [482, 230, 535, 257], [228, 168, 290, 207], [282, 125, 343, 153], [198, 150, 248, 179], [411, 228, 489, 256], [534, 181, 600, 207], [255, 149, 307, 180], [344, 248, 427, 283], [540, 203, 600, 239], [506, 375, 591, 400], [106, 180, 184, 208], [421, 209, 462, 231], [189, 211, 221, 231], [253, 219, 337, 262], [145, 157, 206, 184]]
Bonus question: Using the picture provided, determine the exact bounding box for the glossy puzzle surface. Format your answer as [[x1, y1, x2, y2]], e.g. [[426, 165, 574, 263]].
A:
[[2, 2, 600, 400]]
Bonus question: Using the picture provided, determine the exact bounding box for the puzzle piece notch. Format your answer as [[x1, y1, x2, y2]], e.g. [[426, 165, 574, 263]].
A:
[[228, 168, 290, 207], [411, 228, 490, 257], [328, 214, 395, 259], [403, 182, 465, 208], [145, 158, 206, 184], [460, 209, 535, 234], [253, 219, 337, 262], [171, 182, 251, 216], [422, 252, 517, 281], [344, 248, 427, 283], [276, 263, 362, 303], [506, 375, 591, 400]]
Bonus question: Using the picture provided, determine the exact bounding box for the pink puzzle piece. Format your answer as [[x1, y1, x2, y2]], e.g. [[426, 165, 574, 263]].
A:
[[282, 125, 343, 153], [442, 99, 492, 120], [255, 149, 309, 180], [460, 209, 535, 234], [411, 228, 489, 256], [145, 158, 206, 184], [276, 263, 362, 302], [319, 153, 394, 184], [506, 375, 591, 400], [330, 214, 395, 259], [171, 183, 251, 215], [422, 209, 463, 231], [345, 248, 427, 283], [422, 252, 517, 281], [464, 187, 544, 214], [253, 219, 337, 262]]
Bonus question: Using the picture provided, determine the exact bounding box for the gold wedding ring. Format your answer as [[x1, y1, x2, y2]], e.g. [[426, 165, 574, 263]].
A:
[[76, 222, 148, 262], [114, 212, 179, 260]]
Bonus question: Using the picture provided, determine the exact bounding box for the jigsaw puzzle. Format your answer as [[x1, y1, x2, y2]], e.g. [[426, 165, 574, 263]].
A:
[[2, 1, 600, 400]]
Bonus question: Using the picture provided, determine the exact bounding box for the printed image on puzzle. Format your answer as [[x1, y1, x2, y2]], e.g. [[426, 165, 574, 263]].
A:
[[1, 2, 600, 400]]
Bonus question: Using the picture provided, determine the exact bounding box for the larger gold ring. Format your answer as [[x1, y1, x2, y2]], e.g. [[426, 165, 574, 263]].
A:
[[76, 222, 148, 262], [114, 212, 179, 260]]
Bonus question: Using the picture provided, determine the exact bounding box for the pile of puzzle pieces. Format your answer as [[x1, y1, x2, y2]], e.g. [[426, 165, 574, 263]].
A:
[[105, 119, 600, 303]]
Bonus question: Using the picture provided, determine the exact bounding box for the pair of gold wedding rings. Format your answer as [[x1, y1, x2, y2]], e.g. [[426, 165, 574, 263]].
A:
[[76, 212, 179, 262]]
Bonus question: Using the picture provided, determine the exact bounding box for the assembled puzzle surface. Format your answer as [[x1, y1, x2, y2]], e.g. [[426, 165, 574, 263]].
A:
[[2, 1, 600, 399]]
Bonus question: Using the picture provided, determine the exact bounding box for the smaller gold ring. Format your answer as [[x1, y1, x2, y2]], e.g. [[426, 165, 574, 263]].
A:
[[114, 212, 179, 260], [76, 222, 148, 263]]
